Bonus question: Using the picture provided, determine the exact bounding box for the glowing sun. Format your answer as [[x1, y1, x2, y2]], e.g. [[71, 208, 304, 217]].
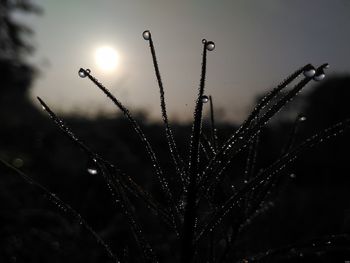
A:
[[95, 46, 120, 72]]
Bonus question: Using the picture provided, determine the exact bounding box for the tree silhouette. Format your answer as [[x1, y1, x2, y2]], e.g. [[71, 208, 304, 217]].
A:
[[0, 0, 41, 127], [0, 0, 41, 61]]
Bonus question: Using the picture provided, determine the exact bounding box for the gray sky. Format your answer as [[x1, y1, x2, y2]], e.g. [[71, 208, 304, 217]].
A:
[[21, 0, 350, 122]]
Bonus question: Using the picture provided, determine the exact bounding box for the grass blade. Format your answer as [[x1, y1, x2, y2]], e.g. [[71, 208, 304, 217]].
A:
[[244, 234, 350, 262], [145, 30, 187, 186], [98, 162, 159, 262], [181, 39, 209, 262], [200, 133, 216, 160], [209, 95, 218, 151]]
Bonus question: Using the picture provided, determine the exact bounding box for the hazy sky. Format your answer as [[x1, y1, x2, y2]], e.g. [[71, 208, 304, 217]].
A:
[[21, 0, 350, 122]]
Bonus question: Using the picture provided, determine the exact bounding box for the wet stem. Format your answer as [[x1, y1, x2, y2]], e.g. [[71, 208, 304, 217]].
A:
[[181, 42, 208, 263]]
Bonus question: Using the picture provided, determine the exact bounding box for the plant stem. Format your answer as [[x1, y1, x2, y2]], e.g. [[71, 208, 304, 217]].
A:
[[181, 41, 208, 263], [209, 95, 218, 151], [147, 32, 186, 185]]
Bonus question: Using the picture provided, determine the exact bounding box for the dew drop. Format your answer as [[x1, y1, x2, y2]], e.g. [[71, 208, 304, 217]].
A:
[[142, 30, 151, 40], [290, 173, 296, 179], [202, 39, 207, 44], [303, 65, 316, 77], [298, 116, 307, 122], [87, 158, 98, 175], [201, 95, 209, 103], [206, 41, 215, 51], [85, 68, 91, 74], [314, 74, 325, 81], [87, 168, 98, 175], [313, 69, 325, 81], [78, 68, 88, 78]]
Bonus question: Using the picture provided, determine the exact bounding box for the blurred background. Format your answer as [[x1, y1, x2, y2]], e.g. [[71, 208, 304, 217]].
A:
[[1, 0, 350, 262]]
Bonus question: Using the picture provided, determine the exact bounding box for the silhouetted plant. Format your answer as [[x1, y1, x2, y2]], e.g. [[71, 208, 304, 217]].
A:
[[2, 30, 350, 262]]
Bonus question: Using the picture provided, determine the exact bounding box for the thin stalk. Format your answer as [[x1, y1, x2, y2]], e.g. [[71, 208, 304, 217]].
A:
[[244, 120, 260, 181], [99, 162, 158, 262], [242, 174, 281, 226], [281, 114, 305, 155], [200, 133, 216, 160], [146, 31, 187, 185], [245, 234, 350, 262], [181, 40, 208, 263], [209, 95, 218, 151], [243, 122, 260, 216]]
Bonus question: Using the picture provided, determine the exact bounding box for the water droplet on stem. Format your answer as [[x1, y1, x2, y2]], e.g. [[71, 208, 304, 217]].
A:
[[78, 68, 89, 78], [314, 64, 329, 81], [87, 168, 98, 175], [303, 65, 316, 77], [313, 69, 325, 81], [87, 158, 98, 175], [206, 41, 215, 51], [142, 30, 151, 40], [298, 115, 307, 122], [201, 95, 209, 103]]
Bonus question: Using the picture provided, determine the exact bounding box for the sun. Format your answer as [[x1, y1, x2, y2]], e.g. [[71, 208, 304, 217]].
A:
[[95, 46, 120, 72]]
